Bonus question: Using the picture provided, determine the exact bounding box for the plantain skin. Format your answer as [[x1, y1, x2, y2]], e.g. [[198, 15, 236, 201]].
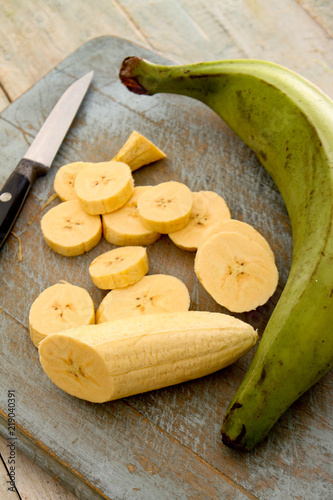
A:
[[119, 56, 333, 450]]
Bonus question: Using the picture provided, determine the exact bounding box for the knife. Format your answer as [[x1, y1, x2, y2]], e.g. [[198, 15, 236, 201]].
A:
[[0, 70, 94, 250]]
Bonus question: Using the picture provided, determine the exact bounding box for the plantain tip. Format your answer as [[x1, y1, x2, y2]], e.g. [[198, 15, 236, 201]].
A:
[[221, 423, 251, 451], [119, 56, 149, 95]]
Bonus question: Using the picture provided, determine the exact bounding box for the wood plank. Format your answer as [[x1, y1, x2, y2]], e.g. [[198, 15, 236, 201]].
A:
[[116, 0, 243, 62], [0, 434, 78, 499], [299, 0, 333, 37], [0, 473, 20, 499], [128, 368, 333, 499], [176, 0, 333, 97], [0, 0, 148, 103], [0, 86, 10, 114], [0, 36, 332, 499], [2, 0, 333, 107]]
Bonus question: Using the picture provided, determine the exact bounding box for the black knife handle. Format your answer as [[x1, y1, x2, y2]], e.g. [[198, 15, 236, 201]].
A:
[[0, 158, 48, 250]]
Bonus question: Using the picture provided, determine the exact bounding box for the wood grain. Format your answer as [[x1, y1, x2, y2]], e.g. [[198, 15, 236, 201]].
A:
[[0, 434, 77, 499], [299, 0, 333, 37], [0, 87, 9, 112], [177, 0, 333, 96], [0, 36, 332, 499], [0, 0, 146, 105], [1, 0, 333, 113]]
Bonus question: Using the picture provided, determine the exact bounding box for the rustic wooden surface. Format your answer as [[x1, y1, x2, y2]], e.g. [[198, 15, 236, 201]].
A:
[[0, 2, 332, 499]]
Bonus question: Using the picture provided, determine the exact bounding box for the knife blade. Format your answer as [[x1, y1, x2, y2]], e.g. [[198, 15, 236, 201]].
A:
[[0, 70, 94, 250]]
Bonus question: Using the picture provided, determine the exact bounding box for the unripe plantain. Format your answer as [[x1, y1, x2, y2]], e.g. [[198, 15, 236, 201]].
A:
[[119, 57, 333, 450]]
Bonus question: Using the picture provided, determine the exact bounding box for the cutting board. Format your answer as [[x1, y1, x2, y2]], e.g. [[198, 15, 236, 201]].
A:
[[0, 36, 332, 500]]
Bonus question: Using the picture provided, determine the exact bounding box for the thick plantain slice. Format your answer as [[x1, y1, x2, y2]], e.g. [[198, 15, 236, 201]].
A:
[[102, 186, 161, 246], [169, 191, 231, 251], [54, 161, 89, 201], [74, 160, 134, 215], [96, 273, 190, 322], [137, 180, 193, 233], [40, 199, 102, 256], [29, 282, 95, 347], [194, 231, 279, 312], [200, 219, 275, 259], [89, 246, 149, 290]]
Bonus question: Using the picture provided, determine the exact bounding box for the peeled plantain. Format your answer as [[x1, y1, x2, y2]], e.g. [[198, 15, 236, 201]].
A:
[[39, 311, 258, 403], [119, 57, 333, 450]]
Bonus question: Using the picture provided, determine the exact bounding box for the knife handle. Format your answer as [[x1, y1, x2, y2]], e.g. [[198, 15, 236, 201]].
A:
[[0, 158, 47, 250]]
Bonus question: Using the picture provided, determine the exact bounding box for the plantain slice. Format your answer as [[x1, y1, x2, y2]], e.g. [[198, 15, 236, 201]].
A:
[[102, 186, 161, 246], [29, 282, 95, 347], [74, 161, 134, 215], [137, 180, 193, 233], [40, 199, 102, 256], [96, 273, 190, 322], [54, 161, 89, 201], [200, 219, 275, 259], [194, 231, 279, 313], [89, 246, 149, 290], [169, 191, 231, 251]]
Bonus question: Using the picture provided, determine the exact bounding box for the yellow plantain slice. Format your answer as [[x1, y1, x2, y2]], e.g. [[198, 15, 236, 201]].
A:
[[53, 161, 89, 201], [40, 200, 102, 256], [199, 219, 275, 259], [96, 273, 191, 322], [29, 282, 95, 347], [102, 186, 161, 246], [169, 191, 231, 251], [89, 246, 149, 290], [194, 231, 279, 312], [74, 160, 134, 215], [137, 180, 193, 233]]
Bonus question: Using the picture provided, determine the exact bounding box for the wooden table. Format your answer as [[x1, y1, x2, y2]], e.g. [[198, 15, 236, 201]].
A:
[[0, 2, 332, 499]]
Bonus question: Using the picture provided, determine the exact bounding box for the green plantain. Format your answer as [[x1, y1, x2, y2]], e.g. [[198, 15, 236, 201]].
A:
[[119, 57, 333, 450]]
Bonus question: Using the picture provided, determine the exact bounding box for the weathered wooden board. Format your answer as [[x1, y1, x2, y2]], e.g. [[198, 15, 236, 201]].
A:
[[2, 0, 333, 113], [0, 36, 332, 500]]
